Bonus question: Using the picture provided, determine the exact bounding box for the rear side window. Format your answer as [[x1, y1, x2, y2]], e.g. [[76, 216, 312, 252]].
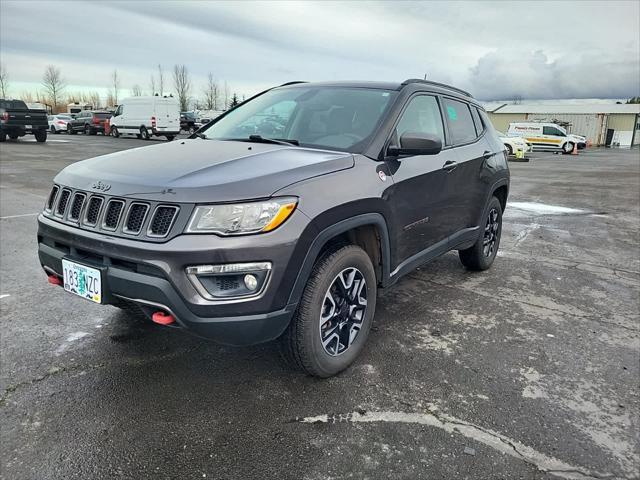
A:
[[395, 95, 444, 143], [543, 126, 564, 136], [443, 98, 477, 145], [470, 107, 484, 136]]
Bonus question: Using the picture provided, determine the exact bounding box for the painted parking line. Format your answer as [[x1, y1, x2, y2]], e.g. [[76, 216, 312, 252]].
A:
[[0, 212, 39, 220], [0, 294, 10, 299]]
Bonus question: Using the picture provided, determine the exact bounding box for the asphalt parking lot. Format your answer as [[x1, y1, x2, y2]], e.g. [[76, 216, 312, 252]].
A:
[[1, 135, 638, 480]]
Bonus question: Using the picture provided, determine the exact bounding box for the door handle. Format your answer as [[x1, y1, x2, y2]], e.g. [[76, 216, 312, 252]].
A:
[[442, 160, 458, 172]]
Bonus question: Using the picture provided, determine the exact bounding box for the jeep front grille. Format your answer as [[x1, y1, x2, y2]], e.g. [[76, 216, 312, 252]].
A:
[[103, 200, 125, 230], [148, 206, 179, 237], [84, 196, 103, 226], [68, 193, 86, 221], [123, 203, 149, 234], [56, 189, 71, 216], [44, 185, 184, 241]]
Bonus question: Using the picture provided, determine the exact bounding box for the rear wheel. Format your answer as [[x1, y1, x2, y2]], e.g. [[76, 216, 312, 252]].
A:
[[280, 245, 377, 377], [140, 126, 151, 140], [505, 144, 513, 156], [34, 130, 47, 143], [50, 125, 56, 134], [459, 196, 502, 271], [165, 135, 175, 141], [67, 124, 76, 135], [84, 124, 90, 135]]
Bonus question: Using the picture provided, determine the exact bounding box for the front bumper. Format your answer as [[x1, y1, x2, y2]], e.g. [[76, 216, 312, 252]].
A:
[[37, 212, 311, 345]]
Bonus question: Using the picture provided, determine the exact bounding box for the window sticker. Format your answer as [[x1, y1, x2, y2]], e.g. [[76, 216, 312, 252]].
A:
[[447, 105, 457, 121]]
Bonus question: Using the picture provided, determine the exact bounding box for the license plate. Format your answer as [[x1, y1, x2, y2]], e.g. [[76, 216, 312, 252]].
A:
[[62, 259, 102, 304], [25, 124, 32, 129]]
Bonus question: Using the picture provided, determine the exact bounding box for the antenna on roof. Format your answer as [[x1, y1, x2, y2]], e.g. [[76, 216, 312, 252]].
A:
[[423, 73, 427, 80]]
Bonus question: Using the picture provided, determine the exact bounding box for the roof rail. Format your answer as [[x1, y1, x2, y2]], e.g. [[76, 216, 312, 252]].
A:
[[279, 81, 308, 87], [401, 79, 472, 98]]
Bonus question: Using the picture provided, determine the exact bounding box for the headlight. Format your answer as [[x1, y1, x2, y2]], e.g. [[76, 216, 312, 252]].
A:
[[186, 197, 297, 235]]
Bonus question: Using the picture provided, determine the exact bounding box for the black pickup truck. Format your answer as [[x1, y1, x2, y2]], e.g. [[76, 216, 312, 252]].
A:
[[0, 99, 49, 142]]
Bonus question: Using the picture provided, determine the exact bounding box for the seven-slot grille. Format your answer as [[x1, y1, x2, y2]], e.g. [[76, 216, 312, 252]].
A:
[[148, 206, 179, 237], [55, 189, 71, 216], [124, 203, 149, 234], [103, 200, 125, 230], [45, 185, 180, 240], [68, 193, 86, 221]]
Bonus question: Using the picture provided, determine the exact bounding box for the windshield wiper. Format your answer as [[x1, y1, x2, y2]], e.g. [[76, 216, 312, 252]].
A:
[[247, 135, 299, 146], [193, 131, 207, 139]]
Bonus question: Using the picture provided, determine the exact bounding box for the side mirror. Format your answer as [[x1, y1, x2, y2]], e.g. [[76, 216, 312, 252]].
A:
[[388, 132, 443, 157]]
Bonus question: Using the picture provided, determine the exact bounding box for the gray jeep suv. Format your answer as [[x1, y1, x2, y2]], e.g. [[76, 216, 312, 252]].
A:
[[38, 79, 509, 377]]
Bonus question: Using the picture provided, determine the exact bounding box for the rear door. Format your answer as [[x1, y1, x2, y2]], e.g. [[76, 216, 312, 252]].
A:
[[156, 100, 179, 131], [441, 98, 491, 234]]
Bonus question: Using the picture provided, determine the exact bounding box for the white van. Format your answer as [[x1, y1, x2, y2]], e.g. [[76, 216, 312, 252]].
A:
[[110, 96, 180, 141], [507, 122, 583, 154]]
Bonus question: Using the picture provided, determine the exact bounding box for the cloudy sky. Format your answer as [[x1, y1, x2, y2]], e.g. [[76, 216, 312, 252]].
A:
[[1, 0, 638, 102]]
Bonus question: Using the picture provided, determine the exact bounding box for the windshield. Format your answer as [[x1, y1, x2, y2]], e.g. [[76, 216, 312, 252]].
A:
[[199, 86, 396, 152]]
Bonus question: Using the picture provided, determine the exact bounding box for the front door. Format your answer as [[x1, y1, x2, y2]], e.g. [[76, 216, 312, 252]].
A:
[[384, 94, 459, 270]]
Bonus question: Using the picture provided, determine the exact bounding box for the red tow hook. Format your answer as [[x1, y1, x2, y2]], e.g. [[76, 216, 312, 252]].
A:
[[47, 274, 62, 286], [152, 311, 176, 326]]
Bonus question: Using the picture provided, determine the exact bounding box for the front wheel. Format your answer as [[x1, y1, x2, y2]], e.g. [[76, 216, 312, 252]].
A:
[[50, 125, 56, 134], [67, 124, 76, 135], [165, 135, 175, 141], [111, 126, 120, 138], [34, 130, 47, 143], [280, 245, 377, 377], [459, 196, 502, 271], [562, 142, 574, 155]]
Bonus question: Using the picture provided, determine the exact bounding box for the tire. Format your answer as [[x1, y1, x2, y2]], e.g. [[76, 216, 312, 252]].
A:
[[188, 126, 195, 135], [280, 245, 377, 377], [9, 134, 19, 140], [140, 126, 150, 140], [562, 142, 574, 155], [459, 196, 502, 271], [136, 134, 142, 139], [0, 133, 5, 142], [84, 124, 90, 135], [165, 135, 175, 141], [111, 126, 120, 138], [67, 124, 76, 135], [34, 130, 47, 143], [505, 144, 513, 156], [50, 125, 56, 134]]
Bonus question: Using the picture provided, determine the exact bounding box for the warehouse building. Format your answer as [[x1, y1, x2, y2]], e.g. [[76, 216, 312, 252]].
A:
[[487, 104, 640, 147]]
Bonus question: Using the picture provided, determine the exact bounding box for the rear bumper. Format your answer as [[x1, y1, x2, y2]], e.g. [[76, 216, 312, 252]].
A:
[[1, 125, 48, 135], [152, 128, 179, 136], [36, 213, 310, 345]]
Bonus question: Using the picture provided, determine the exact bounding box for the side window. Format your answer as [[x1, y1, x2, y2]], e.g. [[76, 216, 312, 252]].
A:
[[395, 95, 444, 144], [470, 107, 484, 136], [442, 98, 477, 145], [115, 105, 123, 116], [543, 126, 564, 136]]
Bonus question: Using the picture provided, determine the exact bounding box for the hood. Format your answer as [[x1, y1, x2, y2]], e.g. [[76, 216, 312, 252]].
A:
[[55, 139, 354, 203]]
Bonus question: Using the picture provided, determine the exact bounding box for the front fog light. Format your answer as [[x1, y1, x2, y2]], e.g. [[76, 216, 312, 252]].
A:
[[244, 274, 258, 291], [186, 262, 271, 300]]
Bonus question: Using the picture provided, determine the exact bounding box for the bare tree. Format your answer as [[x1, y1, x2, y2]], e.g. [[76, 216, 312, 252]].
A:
[[150, 75, 156, 96], [20, 91, 35, 103], [0, 63, 8, 98], [203, 73, 219, 110], [42, 65, 66, 111], [223, 81, 230, 110], [157, 64, 164, 96], [111, 69, 121, 106], [131, 84, 143, 96], [173, 64, 191, 111], [88, 91, 101, 109]]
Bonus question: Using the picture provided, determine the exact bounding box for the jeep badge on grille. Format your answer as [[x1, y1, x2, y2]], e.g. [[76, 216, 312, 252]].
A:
[[91, 181, 111, 192]]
